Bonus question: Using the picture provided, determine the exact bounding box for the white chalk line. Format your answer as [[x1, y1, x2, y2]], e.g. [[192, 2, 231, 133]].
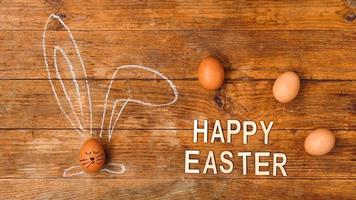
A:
[[63, 163, 126, 177], [63, 166, 84, 177], [108, 98, 130, 141], [101, 163, 126, 174], [44, 14, 179, 140], [99, 65, 179, 141], [43, 14, 92, 136], [53, 46, 84, 130], [43, 14, 179, 176], [54, 46, 85, 125]]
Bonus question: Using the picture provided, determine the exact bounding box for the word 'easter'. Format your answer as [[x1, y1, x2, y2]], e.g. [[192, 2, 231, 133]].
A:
[[184, 120, 288, 176]]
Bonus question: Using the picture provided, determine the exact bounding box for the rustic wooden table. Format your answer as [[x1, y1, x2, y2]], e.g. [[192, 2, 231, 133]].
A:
[[0, 0, 355, 199]]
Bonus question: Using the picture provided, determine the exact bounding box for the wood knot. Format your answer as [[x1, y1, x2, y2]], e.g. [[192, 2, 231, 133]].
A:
[[214, 89, 225, 110], [55, 12, 66, 19], [50, 13, 67, 30], [344, 13, 356, 22]]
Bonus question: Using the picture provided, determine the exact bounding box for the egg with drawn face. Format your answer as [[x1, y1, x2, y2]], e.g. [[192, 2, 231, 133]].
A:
[[79, 138, 105, 173]]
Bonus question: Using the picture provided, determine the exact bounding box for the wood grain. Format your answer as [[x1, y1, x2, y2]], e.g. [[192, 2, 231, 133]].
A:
[[0, 179, 354, 200], [0, 80, 354, 130], [0, 0, 355, 31], [0, 0, 355, 199], [0, 130, 354, 179], [1, 30, 355, 80]]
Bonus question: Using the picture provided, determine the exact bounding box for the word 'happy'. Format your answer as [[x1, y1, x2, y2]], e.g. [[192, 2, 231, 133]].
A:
[[184, 120, 288, 176]]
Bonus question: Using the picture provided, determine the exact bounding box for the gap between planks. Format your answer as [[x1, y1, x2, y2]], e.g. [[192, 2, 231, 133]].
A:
[[0, 177, 354, 180], [0, 128, 354, 131], [0, 79, 355, 81]]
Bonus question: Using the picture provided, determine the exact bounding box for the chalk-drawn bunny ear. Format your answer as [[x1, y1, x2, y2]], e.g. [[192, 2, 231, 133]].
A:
[[42, 14, 93, 136], [99, 65, 179, 141]]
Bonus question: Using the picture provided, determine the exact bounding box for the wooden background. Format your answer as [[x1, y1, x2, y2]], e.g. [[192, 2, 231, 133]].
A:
[[0, 0, 355, 199]]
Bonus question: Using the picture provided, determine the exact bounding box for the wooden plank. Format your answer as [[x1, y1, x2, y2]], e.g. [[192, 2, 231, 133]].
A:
[[0, 129, 353, 179], [1, 0, 355, 199], [0, 30, 355, 80], [0, 179, 354, 199], [0, 0, 355, 31], [0, 80, 354, 130]]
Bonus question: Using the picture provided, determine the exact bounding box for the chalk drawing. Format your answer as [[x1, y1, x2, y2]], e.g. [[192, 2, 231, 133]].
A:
[[43, 14, 92, 136], [42, 14, 178, 177], [63, 163, 126, 177], [100, 65, 178, 141]]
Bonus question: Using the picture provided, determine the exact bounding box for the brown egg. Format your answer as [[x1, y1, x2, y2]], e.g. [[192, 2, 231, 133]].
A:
[[79, 138, 105, 173], [304, 128, 335, 156], [198, 56, 224, 90], [273, 71, 300, 103]]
